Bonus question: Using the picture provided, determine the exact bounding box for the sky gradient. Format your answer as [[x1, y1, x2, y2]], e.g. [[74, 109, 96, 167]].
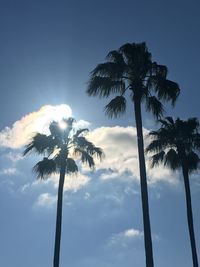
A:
[[0, 0, 200, 266]]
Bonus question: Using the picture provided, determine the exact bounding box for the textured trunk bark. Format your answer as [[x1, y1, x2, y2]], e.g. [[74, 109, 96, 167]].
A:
[[53, 160, 66, 267], [134, 100, 154, 267], [181, 162, 199, 267]]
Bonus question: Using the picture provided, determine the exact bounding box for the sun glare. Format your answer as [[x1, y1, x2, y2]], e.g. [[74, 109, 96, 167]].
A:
[[59, 120, 67, 130], [35, 104, 72, 133]]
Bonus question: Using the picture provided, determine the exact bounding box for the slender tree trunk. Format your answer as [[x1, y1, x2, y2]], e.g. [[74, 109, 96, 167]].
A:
[[134, 100, 154, 267], [53, 160, 66, 267], [181, 163, 199, 267]]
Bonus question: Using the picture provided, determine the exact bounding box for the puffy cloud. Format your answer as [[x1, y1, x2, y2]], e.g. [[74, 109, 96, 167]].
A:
[[0, 104, 72, 148], [87, 126, 178, 185], [34, 193, 57, 208], [21, 173, 90, 195], [52, 173, 90, 192]]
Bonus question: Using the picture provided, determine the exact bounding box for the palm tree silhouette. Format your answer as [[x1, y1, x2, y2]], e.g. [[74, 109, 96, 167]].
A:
[[87, 42, 180, 267], [23, 118, 103, 267], [146, 117, 200, 267]]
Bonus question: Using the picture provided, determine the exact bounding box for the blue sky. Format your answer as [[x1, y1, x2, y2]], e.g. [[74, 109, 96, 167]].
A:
[[0, 0, 200, 266]]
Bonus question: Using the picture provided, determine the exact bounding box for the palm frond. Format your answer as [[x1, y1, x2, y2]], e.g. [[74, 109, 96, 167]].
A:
[[150, 151, 165, 167], [105, 96, 126, 118], [150, 77, 180, 106], [146, 139, 168, 153], [186, 117, 199, 132], [74, 136, 104, 159], [151, 62, 168, 78], [91, 62, 125, 78], [187, 151, 200, 172], [165, 117, 175, 125], [145, 96, 164, 118], [164, 149, 181, 170], [87, 77, 125, 98], [119, 42, 152, 73], [66, 158, 78, 174], [106, 50, 126, 65], [23, 133, 57, 156], [74, 128, 89, 138], [33, 158, 57, 179], [75, 148, 95, 169]]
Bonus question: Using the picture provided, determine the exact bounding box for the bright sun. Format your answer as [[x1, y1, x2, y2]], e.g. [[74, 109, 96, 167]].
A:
[[35, 104, 72, 133], [59, 120, 67, 130]]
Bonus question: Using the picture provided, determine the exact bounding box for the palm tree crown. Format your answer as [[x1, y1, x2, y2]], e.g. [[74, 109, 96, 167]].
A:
[[87, 42, 180, 118], [24, 118, 103, 178], [146, 117, 200, 171], [146, 116, 200, 267]]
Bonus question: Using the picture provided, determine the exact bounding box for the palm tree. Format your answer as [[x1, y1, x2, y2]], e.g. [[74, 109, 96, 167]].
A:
[[146, 117, 200, 267], [23, 118, 103, 267], [87, 42, 180, 267]]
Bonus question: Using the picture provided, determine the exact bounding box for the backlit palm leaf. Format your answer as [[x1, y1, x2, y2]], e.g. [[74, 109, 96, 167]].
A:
[[145, 96, 164, 118], [24, 133, 57, 156], [66, 158, 78, 174], [33, 158, 57, 179], [87, 77, 125, 97], [105, 96, 126, 118]]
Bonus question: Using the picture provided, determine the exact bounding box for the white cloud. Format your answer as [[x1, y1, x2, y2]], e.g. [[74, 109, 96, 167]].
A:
[[34, 193, 57, 208], [0, 168, 18, 175], [87, 126, 178, 185], [0, 104, 72, 149], [6, 151, 23, 162], [107, 228, 143, 247], [51, 173, 90, 192], [107, 228, 160, 248]]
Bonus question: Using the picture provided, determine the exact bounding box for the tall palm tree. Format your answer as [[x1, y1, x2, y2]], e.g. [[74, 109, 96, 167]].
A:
[[87, 42, 180, 267], [146, 117, 200, 267], [23, 118, 103, 267]]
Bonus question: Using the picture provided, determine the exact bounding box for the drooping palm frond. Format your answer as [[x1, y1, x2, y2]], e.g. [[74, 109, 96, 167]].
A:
[[145, 138, 169, 154], [91, 62, 125, 79], [150, 151, 165, 167], [163, 148, 181, 170], [145, 96, 164, 118], [87, 77, 125, 98], [105, 96, 126, 118], [23, 133, 57, 156], [73, 128, 89, 138], [74, 148, 95, 168], [73, 136, 104, 159], [187, 151, 200, 173], [151, 62, 168, 78], [149, 77, 180, 106], [66, 158, 78, 174], [33, 158, 57, 179]]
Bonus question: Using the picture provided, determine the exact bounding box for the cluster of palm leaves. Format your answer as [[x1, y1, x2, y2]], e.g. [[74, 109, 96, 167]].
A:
[[24, 42, 200, 267], [87, 42, 200, 267]]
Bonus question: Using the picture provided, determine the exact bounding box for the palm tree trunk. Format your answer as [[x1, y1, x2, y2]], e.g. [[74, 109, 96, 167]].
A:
[[134, 100, 154, 267], [181, 163, 199, 267], [53, 160, 66, 267]]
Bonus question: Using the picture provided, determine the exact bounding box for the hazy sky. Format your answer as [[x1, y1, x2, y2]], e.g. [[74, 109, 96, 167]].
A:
[[0, 1, 200, 266]]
